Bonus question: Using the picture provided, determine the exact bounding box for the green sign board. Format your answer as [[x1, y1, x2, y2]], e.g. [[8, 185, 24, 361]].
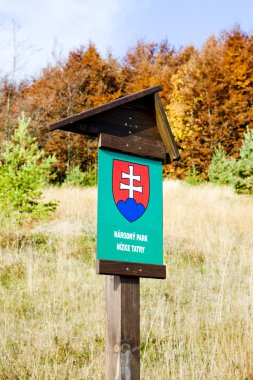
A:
[[97, 149, 163, 265]]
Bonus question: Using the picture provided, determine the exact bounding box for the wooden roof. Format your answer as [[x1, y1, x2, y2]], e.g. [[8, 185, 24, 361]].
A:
[[48, 85, 180, 164]]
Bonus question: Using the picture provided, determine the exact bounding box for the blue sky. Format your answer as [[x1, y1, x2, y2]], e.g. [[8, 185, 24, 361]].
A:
[[0, 0, 252, 80]]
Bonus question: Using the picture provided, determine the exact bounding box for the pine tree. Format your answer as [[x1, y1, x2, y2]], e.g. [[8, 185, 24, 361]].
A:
[[234, 127, 253, 194], [0, 113, 57, 223]]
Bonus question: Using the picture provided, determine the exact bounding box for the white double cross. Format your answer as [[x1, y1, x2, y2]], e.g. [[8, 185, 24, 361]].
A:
[[120, 165, 143, 198]]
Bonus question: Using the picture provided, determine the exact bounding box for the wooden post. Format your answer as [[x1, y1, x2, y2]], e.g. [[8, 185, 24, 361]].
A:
[[105, 275, 140, 380]]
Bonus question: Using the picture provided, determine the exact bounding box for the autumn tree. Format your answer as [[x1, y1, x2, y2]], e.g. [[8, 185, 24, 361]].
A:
[[167, 27, 253, 178], [10, 43, 123, 176], [221, 28, 253, 144], [0, 78, 20, 142], [121, 40, 186, 103]]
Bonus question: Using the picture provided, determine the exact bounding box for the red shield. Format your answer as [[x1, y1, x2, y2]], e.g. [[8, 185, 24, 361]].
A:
[[112, 159, 149, 222]]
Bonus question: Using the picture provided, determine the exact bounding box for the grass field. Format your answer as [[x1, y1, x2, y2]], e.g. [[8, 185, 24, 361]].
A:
[[0, 181, 253, 379]]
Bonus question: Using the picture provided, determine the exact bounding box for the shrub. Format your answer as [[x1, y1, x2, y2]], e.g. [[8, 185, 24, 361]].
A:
[[208, 145, 236, 186], [234, 128, 253, 194], [0, 113, 57, 223], [184, 166, 205, 186], [208, 128, 253, 194], [64, 166, 97, 187]]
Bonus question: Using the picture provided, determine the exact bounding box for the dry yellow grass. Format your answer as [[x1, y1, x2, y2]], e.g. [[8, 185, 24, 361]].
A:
[[42, 186, 97, 236], [144, 181, 253, 379], [0, 181, 253, 379]]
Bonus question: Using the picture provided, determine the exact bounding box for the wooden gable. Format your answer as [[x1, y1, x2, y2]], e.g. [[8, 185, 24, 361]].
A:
[[48, 85, 180, 164]]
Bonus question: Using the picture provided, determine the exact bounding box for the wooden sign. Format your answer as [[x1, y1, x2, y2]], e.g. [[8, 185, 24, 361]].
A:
[[97, 149, 165, 278], [48, 85, 180, 380]]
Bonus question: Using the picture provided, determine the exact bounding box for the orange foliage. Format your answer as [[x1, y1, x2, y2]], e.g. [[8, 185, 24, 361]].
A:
[[166, 27, 253, 177], [1, 44, 123, 176], [0, 29, 252, 179], [121, 40, 195, 103]]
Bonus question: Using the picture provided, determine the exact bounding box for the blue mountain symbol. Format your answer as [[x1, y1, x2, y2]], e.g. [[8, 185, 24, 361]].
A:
[[117, 198, 146, 222]]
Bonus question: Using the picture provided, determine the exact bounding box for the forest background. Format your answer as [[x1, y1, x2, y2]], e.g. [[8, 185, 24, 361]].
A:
[[0, 26, 252, 180]]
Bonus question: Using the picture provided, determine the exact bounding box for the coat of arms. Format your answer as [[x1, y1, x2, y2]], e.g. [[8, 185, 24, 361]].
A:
[[112, 159, 150, 222]]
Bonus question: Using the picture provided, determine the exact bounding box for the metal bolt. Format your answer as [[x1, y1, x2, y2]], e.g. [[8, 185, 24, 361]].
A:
[[114, 344, 120, 353]]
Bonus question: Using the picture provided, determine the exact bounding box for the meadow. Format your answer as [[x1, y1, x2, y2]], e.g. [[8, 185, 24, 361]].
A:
[[0, 180, 253, 379]]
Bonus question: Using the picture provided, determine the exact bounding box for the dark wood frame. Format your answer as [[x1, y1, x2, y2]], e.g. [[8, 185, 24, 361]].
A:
[[97, 259, 166, 279], [48, 85, 180, 164]]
